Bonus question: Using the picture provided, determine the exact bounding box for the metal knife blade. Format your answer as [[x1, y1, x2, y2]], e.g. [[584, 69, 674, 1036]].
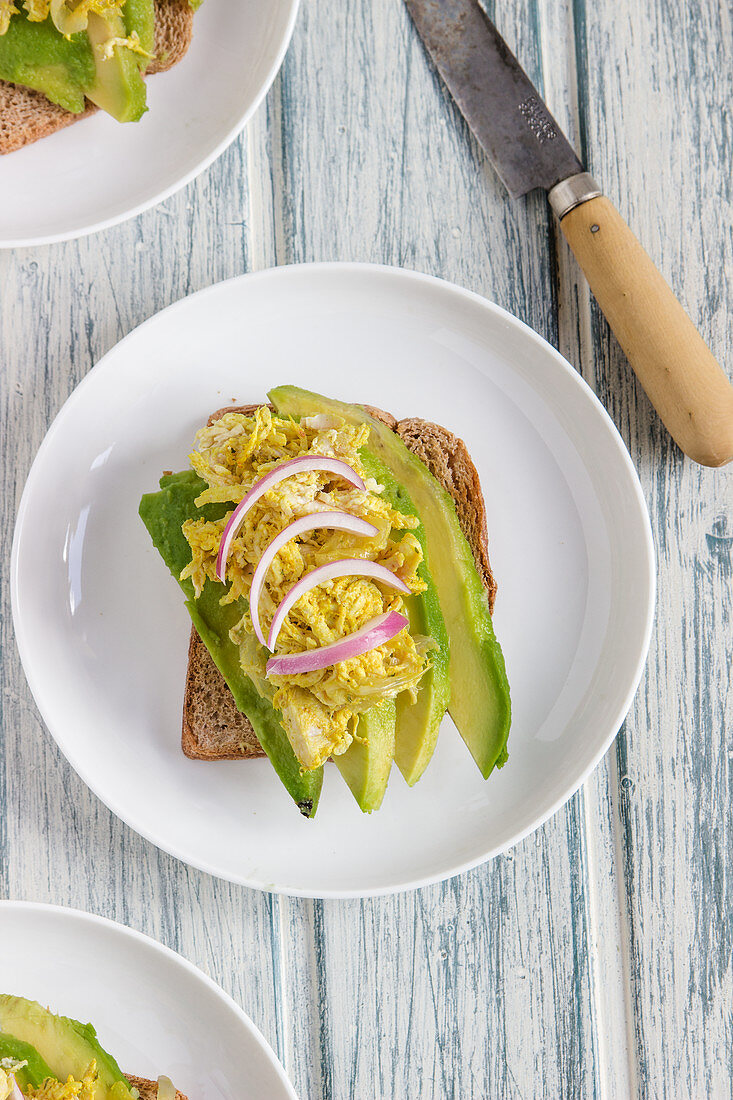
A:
[[404, 0, 583, 198]]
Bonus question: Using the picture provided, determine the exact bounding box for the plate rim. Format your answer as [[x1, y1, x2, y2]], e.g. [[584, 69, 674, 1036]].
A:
[[10, 262, 656, 898], [0, 899, 298, 1099], [0, 0, 301, 250]]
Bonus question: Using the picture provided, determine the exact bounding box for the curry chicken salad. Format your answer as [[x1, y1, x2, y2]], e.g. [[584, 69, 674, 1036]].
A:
[[140, 385, 512, 816], [182, 407, 431, 771]]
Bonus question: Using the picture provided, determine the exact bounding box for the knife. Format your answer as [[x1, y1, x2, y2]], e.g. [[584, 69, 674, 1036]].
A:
[[404, 0, 733, 467]]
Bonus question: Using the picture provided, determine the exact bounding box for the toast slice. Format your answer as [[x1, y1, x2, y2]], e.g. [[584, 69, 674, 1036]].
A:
[[182, 403, 497, 762], [0, 0, 194, 155], [182, 624, 266, 760], [126, 1076, 188, 1100]]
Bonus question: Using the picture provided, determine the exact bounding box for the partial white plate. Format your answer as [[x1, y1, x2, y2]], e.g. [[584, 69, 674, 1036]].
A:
[[11, 263, 655, 897], [0, 901, 297, 1099], [0, 0, 299, 248]]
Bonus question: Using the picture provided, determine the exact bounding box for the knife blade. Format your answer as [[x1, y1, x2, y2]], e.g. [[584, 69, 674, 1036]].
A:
[[404, 0, 583, 198], [404, 0, 733, 468]]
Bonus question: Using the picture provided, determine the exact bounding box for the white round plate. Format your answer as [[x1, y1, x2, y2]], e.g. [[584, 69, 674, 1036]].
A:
[[0, 901, 297, 1099], [11, 264, 655, 897], [0, 0, 299, 248]]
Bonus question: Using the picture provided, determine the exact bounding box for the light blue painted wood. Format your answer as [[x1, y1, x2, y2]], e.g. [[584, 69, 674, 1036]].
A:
[[573, 0, 733, 1093], [0, 0, 731, 1096]]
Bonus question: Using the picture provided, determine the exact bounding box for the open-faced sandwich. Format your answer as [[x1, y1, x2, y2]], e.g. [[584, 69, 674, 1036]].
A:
[[0, 994, 186, 1099], [139, 385, 511, 817], [0, 0, 200, 154]]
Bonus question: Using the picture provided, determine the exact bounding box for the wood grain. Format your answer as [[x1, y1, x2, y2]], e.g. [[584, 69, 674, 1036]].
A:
[[1, 0, 731, 1096], [573, 0, 733, 1093]]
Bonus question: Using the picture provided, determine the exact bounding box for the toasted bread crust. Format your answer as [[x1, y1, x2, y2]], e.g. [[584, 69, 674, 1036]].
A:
[[182, 400, 497, 761], [182, 626, 266, 760], [0, 0, 194, 155], [145, 0, 193, 74], [126, 1075, 188, 1100], [0, 85, 96, 155]]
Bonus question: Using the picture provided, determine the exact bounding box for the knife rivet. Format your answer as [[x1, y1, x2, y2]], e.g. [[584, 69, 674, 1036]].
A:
[[591, 224, 600, 233]]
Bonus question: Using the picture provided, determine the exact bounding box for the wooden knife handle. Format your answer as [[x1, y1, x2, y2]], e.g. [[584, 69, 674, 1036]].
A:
[[559, 195, 733, 467]]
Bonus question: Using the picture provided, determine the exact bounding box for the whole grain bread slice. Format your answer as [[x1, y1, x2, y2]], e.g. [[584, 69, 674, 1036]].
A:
[[182, 624, 265, 760], [182, 401, 497, 762], [145, 0, 193, 74], [126, 1075, 188, 1100], [0, 0, 194, 155]]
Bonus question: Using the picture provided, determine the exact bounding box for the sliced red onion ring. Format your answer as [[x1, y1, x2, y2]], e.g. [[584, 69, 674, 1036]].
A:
[[266, 558, 411, 652], [266, 610, 409, 676], [249, 512, 379, 645], [216, 456, 365, 582]]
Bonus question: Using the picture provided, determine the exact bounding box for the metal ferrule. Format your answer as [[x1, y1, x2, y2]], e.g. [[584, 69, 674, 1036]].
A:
[[548, 172, 602, 219]]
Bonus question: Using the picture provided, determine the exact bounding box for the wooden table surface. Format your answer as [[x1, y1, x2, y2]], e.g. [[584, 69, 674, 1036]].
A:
[[1, 0, 731, 1096]]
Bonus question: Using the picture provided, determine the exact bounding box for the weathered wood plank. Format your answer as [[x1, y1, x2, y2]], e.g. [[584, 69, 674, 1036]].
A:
[[539, 1, 637, 1094], [573, 0, 733, 1093], [308, 807, 600, 1099]]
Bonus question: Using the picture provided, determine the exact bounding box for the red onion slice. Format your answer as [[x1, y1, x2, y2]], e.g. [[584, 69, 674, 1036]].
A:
[[216, 456, 365, 582], [266, 610, 409, 676], [249, 512, 379, 645], [267, 558, 411, 652]]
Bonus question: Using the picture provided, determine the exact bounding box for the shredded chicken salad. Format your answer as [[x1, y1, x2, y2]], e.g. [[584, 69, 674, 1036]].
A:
[[0, 1059, 106, 1100], [180, 407, 432, 769]]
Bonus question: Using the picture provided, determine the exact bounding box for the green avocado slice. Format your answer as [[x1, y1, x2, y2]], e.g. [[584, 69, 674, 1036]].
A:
[[123, 0, 155, 66], [360, 449, 450, 785], [139, 470, 323, 818], [0, 11, 94, 113], [0, 5, 149, 121], [333, 698, 396, 812], [84, 10, 147, 123], [0, 995, 134, 1099], [0, 1033, 56, 1091], [269, 385, 512, 778]]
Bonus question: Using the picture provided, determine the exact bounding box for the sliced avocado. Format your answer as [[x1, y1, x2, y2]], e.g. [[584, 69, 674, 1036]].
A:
[[269, 385, 512, 778], [360, 449, 450, 785], [333, 698, 396, 812], [0, 995, 134, 1099], [0, 1033, 55, 1091], [0, 10, 94, 113], [139, 470, 323, 818], [123, 0, 155, 66], [84, 10, 147, 122]]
